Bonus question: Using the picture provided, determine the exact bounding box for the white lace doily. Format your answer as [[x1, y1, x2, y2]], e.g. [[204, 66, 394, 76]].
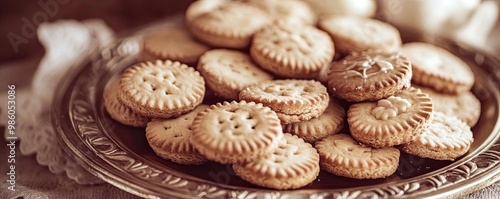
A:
[[1, 19, 114, 185]]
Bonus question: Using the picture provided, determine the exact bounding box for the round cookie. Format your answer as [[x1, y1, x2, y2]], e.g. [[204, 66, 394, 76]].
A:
[[283, 98, 345, 143], [190, 101, 284, 164], [327, 51, 412, 102], [185, 0, 228, 22], [239, 79, 330, 124], [245, 0, 317, 25], [401, 111, 474, 161], [315, 133, 400, 179], [197, 49, 274, 100], [233, 133, 320, 190], [140, 27, 210, 64], [250, 23, 334, 79], [118, 60, 205, 118], [348, 87, 434, 148], [400, 42, 475, 94], [145, 105, 209, 165], [318, 15, 402, 54], [187, 1, 270, 49], [103, 79, 150, 127], [416, 85, 481, 127]]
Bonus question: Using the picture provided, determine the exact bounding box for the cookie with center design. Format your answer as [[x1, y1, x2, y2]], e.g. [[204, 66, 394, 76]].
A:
[[239, 79, 330, 124], [146, 105, 209, 165], [283, 98, 345, 143], [141, 27, 210, 64], [118, 60, 205, 118], [318, 15, 402, 54], [187, 2, 270, 49], [233, 133, 320, 190], [401, 112, 474, 161], [190, 101, 284, 164], [348, 88, 433, 148], [327, 51, 412, 102], [400, 42, 475, 94], [315, 133, 400, 179], [250, 24, 334, 79], [416, 85, 481, 127], [245, 0, 317, 25], [197, 49, 274, 100], [103, 79, 150, 127]]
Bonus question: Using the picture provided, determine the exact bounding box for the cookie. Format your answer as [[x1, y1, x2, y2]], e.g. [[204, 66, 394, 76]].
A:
[[103, 79, 150, 127], [416, 85, 481, 126], [401, 112, 474, 161], [315, 133, 400, 179], [197, 49, 274, 100], [118, 60, 205, 118], [348, 87, 433, 148], [245, 0, 317, 25], [185, 0, 228, 22], [140, 27, 210, 64], [187, 2, 270, 49], [318, 15, 401, 54], [239, 79, 330, 124], [327, 51, 412, 102], [190, 101, 284, 164], [283, 98, 345, 143], [233, 133, 320, 189], [145, 105, 209, 165], [400, 42, 475, 94], [250, 23, 334, 79]]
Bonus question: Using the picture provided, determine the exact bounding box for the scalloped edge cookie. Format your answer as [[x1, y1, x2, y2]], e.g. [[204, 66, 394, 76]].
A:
[[104, 79, 150, 127]]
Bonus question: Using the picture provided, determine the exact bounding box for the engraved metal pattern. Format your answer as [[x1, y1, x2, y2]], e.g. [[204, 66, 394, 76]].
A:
[[53, 35, 500, 199]]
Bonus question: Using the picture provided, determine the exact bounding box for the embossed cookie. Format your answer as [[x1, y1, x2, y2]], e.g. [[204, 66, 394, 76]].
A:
[[187, 1, 270, 49], [197, 49, 274, 100], [348, 88, 433, 148], [245, 0, 317, 25], [190, 101, 284, 164], [318, 15, 402, 54], [185, 0, 228, 22], [250, 24, 334, 79], [141, 27, 210, 64], [401, 112, 474, 161], [416, 85, 481, 127], [327, 51, 412, 102], [233, 133, 320, 189], [103, 79, 150, 127], [118, 60, 205, 118], [400, 42, 475, 94], [283, 98, 345, 143], [239, 80, 330, 124], [315, 133, 400, 179], [145, 105, 209, 165]]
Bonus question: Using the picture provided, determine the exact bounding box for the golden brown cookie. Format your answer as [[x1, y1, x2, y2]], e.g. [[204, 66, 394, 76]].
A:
[[348, 87, 433, 148], [245, 0, 317, 25], [416, 85, 481, 127], [239, 79, 330, 124], [197, 49, 273, 100], [327, 51, 412, 102], [401, 112, 474, 161], [250, 23, 334, 79], [233, 133, 320, 189], [145, 105, 209, 165], [190, 101, 284, 164], [118, 60, 205, 118], [315, 133, 400, 179], [318, 15, 401, 54], [400, 42, 475, 94], [103, 79, 150, 127], [185, 0, 228, 22], [283, 98, 345, 143], [187, 1, 270, 49], [140, 27, 210, 64]]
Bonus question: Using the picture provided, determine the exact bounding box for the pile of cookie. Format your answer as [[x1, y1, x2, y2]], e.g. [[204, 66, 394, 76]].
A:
[[103, 0, 480, 190]]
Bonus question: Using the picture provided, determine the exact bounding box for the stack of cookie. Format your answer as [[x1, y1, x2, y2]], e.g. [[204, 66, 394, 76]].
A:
[[102, 0, 480, 190]]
